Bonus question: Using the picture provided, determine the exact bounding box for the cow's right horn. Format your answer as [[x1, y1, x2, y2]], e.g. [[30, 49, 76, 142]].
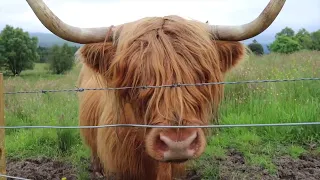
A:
[[26, 0, 118, 44], [208, 0, 286, 41]]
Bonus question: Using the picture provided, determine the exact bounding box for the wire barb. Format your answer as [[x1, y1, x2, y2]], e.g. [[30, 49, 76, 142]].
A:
[[4, 77, 320, 95]]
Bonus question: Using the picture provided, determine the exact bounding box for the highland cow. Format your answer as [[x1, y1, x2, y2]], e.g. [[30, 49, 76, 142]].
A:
[[27, 0, 286, 179]]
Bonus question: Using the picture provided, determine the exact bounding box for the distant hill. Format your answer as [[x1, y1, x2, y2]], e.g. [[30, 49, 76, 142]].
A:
[[30, 32, 82, 47], [29, 32, 274, 54]]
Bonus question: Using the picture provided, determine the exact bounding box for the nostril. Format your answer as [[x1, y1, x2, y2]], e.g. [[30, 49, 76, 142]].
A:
[[156, 134, 169, 152], [189, 132, 199, 150]]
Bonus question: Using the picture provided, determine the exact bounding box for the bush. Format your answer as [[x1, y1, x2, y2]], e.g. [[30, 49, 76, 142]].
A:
[[248, 39, 264, 55], [269, 35, 302, 54], [311, 30, 320, 50], [48, 43, 75, 74], [37, 46, 50, 63], [295, 28, 313, 50]]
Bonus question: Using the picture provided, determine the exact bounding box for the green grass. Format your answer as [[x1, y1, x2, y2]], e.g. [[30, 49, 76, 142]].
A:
[[191, 50, 320, 177], [2, 50, 320, 178]]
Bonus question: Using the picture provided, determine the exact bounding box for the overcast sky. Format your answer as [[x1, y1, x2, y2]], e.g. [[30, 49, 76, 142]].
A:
[[1, 0, 319, 36]]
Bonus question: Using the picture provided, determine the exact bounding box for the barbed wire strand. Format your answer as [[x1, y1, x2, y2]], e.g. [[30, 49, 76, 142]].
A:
[[0, 174, 31, 180], [4, 77, 320, 95], [0, 122, 319, 129]]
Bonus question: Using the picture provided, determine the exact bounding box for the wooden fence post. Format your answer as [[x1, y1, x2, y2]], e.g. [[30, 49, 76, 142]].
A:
[[0, 73, 6, 180]]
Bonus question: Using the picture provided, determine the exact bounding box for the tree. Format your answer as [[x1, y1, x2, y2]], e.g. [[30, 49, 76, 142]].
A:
[[48, 43, 75, 74], [276, 27, 295, 38], [0, 25, 39, 75], [295, 28, 313, 50], [311, 30, 320, 50], [248, 39, 264, 55], [0, 42, 5, 70], [70, 46, 80, 54], [37, 46, 50, 63], [269, 35, 302, 54]]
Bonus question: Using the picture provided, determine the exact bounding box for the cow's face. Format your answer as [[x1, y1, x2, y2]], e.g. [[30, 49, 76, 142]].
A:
[[79, 16, 246, 163]]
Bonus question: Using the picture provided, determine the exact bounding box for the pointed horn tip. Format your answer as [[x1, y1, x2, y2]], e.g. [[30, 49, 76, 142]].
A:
[[209, 0, 286, 41], [26, 0, 115, 44]]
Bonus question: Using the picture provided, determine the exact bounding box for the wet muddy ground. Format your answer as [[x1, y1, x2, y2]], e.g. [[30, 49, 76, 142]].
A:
[[6, 150, 320, 180]]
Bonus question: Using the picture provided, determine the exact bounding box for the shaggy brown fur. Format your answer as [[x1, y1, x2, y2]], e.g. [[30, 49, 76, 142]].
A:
[[77, 15, 245, 180]]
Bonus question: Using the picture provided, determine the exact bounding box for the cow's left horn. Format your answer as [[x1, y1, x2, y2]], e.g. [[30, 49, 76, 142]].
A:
[[26, 0, 119, 44], [209, 0, 286, 41]]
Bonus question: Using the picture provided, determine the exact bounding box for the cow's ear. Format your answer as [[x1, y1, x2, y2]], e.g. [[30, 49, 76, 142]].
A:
[[214, 41, 246, 73], [77, 42, 116, 75]]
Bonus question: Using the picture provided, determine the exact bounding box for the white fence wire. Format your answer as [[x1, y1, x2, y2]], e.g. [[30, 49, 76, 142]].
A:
[[0, 122, 320, 129], [4, 77, 320, 95], [0, 173, 31, 180]]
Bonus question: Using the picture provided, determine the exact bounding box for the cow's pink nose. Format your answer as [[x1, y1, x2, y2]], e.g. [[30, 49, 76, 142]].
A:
[[156, 131, 199, 162]]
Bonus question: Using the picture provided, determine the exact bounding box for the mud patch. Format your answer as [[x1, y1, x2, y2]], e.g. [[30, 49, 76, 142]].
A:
[[217, 149, 278, 180], [181, 148, 320, 180], [275, 154, 320, 180], [182, 148, 277, 180], [5, 151, 320, 180], [6, 157, 77, 180], [6, 157, 109, 180]]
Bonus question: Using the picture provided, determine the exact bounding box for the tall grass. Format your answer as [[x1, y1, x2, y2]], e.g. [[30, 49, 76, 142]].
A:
[[220, 50, 320, 143], [2, 50, 320, 177], [197, 50, 320, 176]]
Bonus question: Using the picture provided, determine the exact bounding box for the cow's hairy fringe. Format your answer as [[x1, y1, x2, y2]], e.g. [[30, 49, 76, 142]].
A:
[[77, 15, 245, 179]]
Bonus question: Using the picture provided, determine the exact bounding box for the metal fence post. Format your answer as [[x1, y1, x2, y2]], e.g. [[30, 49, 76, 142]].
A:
[[0, 73, 6, 180]]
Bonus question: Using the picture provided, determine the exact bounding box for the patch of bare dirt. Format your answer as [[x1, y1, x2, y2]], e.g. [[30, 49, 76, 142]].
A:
[[216, 149, 278, 180], [5, 151, 320, 180], [181, 148, 320, 180], [275, 154, 320, 180], [179, 148, 277, 180], [6, 157, 77, 180]]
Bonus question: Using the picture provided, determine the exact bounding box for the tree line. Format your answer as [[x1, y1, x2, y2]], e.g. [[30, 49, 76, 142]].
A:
[[1, 24, 320, 76], [0, 25, 79, 76], [248, 27, 320, 55]]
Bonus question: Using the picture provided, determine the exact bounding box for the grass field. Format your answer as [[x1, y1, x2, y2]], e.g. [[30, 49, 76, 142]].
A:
[[2, 50, 320, 179]]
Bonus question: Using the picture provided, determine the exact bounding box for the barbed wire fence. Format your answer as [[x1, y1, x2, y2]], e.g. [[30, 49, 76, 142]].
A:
[[4, 77, 320, 95], [1, 76, 320, 180]]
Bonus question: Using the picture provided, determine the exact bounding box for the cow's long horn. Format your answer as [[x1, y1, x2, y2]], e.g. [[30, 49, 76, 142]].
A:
[[209, 0, 286, 41], [26, 0, 116, 44]]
